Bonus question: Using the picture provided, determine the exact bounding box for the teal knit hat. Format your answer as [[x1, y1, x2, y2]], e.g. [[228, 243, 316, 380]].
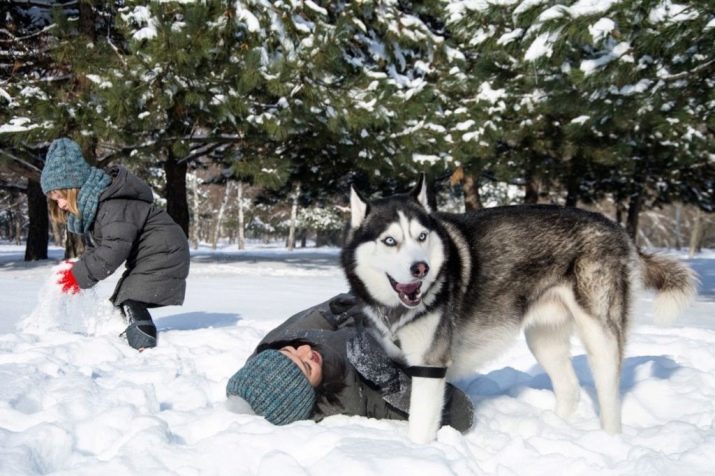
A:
[[226, 350, 316, 425], [41, 138, 92, 194]]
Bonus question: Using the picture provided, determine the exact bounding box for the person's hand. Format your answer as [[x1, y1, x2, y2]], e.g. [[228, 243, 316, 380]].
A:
[[56, 261, 80, 294]]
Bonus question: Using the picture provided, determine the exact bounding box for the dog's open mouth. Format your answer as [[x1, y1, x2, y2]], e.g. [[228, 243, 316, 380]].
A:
[[387, 274, 422, 307]]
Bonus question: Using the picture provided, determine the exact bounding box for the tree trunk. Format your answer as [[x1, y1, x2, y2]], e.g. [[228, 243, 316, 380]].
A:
[[524, 179, 539, 204], [564, 173, 579, 207], [190, 174, 201, 249], [164, 152, 189, 236], [462, 174, 482, 210], [211, 182, 232, 250], [674, 204, 682, 250], [688, 209, 704, 258], [237, 181, 245, 250], [64, 232, 85, 259], [625, 191, 641, 243], [24, 178, 49, 261], [286, 182, 301, 251], [50, 219, 64, 247], [13, 208, 22, 245], [78, 0, 97, 41]]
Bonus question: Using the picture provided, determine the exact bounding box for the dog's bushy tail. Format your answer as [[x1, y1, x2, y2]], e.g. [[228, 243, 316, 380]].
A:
[[639, 252, 697, 325]]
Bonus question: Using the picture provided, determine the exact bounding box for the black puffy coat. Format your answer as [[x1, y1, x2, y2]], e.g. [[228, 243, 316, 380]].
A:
[[72, 166, 190, 307], [255, 293, 474, 432]]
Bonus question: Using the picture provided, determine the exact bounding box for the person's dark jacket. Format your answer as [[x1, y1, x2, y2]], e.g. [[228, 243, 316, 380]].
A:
[[71, 166, 190, 307], [255, 293, 475, 433]]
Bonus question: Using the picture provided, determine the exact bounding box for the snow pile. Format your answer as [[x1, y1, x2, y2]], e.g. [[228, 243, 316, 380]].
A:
[[1, 246, 714, 475], [17, 261, 124, 337]]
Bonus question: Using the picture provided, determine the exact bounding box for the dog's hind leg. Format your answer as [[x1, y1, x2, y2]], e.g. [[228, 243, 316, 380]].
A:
[[569, 299, 624, 433], [524, 297, 580, 419], [565, 256, 629, 434]]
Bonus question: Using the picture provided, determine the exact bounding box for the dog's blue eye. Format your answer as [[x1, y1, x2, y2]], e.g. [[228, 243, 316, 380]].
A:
[[417, 232, 428, 242], [383, 237, 397, 247]]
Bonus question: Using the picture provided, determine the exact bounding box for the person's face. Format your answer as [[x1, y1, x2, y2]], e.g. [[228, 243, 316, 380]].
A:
[[48, 190, 70, 211], [279, 344, 323, 387]]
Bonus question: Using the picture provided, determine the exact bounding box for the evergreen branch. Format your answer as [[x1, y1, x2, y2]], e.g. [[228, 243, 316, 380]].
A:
[[106, 38, 127, 67], [179, 142, 229, 164], [182, 135, 244, 143], [97, 135, 244, 163], [2, 74, 71, 86], [0, 24, 56, 42], [8, 0, 77, 8], [0, 149, 42, 175], [96, 139, 164, 163], [660, 58, 715, 81], [0, 182, 27, 193]]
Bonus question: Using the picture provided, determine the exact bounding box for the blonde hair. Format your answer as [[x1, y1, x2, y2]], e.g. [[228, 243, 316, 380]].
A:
[[47, 188, 80, 224]]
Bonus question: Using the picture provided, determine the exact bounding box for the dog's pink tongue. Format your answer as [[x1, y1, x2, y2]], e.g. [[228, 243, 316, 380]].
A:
[[396, 282, 420, 295]]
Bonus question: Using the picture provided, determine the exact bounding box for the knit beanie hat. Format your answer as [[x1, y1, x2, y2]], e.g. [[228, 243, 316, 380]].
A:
[[226, 350, 316, 425], [41, 138, 92, 194]]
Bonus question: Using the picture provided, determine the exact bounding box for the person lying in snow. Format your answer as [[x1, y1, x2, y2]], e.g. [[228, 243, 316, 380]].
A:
[[225, 293, 474, 431], [41, 137, 190, 351]]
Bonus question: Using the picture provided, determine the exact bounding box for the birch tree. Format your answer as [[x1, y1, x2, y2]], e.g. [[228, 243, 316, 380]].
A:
[[211, 181, 233, 250], [286, 182, 301, 251], [237, 181, 246, 250]]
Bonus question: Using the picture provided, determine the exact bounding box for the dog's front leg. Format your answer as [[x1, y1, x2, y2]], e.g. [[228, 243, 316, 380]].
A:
[[407, 371, 447, 443], [396, 312, 451, 443]]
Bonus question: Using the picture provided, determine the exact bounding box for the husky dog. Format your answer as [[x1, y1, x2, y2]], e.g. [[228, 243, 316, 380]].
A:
[[341, 176, 696, 443]]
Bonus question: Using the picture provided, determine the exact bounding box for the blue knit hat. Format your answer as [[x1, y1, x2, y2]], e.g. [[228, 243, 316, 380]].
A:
[[41, 138, 93, 194], [226, 350, 316, 425]]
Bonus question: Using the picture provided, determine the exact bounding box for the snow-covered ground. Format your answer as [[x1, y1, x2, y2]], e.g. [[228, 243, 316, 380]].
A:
[[1, 243, 714, 475]]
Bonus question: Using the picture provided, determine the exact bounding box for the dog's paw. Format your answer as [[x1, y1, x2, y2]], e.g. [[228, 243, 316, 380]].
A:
[[408, 426, 437, 444], [407, 415, 439, 444], [555, 390, 580, 419]]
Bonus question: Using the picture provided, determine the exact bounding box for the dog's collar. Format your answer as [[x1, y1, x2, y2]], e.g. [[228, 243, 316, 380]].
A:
[[406, 366, 447, 379]]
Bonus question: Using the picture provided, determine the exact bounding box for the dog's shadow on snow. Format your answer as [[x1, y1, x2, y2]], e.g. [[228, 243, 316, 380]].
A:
[[458, 354, 680, 409], [154, 312, 242, 331]]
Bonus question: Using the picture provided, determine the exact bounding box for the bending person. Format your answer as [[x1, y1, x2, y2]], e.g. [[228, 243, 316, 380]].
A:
[[42, 137, 190, 350], [226, 293, 474, 432]]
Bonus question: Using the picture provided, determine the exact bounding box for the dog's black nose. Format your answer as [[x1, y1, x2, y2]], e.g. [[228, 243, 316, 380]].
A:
[[411, 261, 429, 279]]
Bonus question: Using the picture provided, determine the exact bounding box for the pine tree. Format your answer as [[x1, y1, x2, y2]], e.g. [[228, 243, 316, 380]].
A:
[[440, 0, 714, 235]]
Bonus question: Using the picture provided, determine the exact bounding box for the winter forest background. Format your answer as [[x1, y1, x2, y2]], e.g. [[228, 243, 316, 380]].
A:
[[1, 0, 713, 258]]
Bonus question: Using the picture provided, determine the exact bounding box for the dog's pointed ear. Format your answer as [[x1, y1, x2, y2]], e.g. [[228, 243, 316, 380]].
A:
[[410, 174, 431, 212], [350, 185, 369, 229]]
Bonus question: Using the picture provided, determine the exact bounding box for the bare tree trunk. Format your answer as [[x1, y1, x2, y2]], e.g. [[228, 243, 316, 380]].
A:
[[164, 151, 189, 237], [64, 233, 85, 259], [24, 178, 49, 261], [615, 200, 625, 225], [688, 209, 704, 258], [626, 191, 641, 244], [564, 175, 579, 207], [637, 228, 654, 249], [78, 0, 97, 41], [462, 174, 482, 210], [524, 179, 539, 204], [50, 219, 64, 247], [190, 174, 201, 249], [211, 182, 232, 250], [286, 182, 301, 251], [14, 208, 22, 245], [674, 204, 682, 250], [237, 181, 245, 250]]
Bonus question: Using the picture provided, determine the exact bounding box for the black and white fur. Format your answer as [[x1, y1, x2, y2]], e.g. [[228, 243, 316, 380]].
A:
[[341, 176, 696, 443]]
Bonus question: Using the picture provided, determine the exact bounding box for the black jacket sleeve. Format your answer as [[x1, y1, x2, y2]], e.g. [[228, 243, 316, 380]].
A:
[[72, 200, 147, 289], [258, 293, 358, 346]]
